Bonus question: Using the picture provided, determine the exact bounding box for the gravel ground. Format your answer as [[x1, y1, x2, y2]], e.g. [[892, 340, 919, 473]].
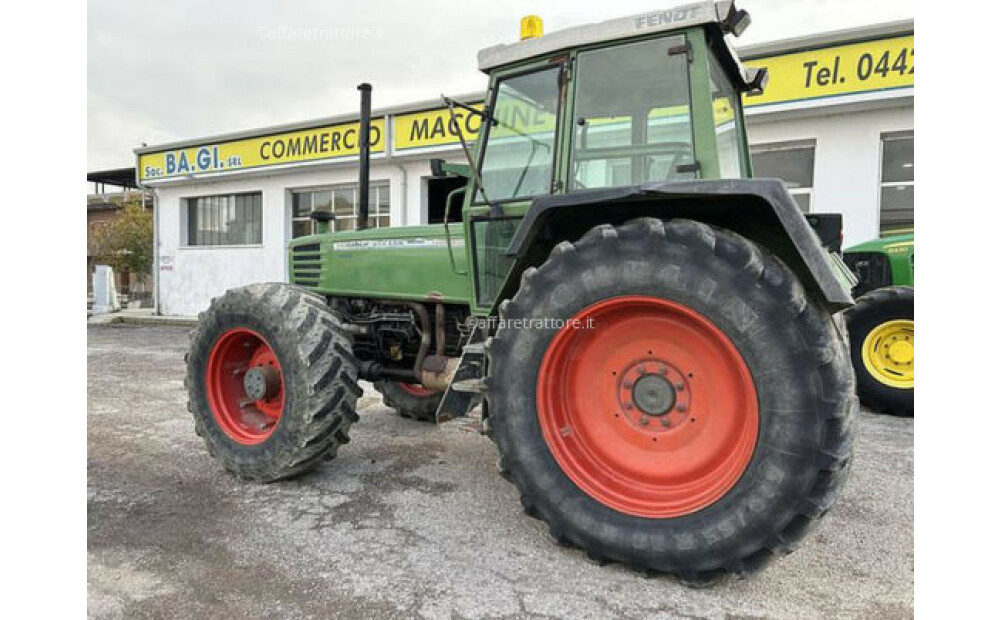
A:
[[88, 324, 913, 619]]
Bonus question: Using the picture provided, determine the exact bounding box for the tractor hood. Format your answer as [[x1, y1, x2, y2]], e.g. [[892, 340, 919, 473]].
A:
[[845, 232, 914, 255]]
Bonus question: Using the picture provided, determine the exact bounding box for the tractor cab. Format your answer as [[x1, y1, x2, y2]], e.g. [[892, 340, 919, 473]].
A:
[[468, 1, 766, 207], [452, 1, 771, 310]]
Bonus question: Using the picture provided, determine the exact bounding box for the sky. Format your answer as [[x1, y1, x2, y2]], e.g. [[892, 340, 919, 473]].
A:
[[87, 0, 913, 172]]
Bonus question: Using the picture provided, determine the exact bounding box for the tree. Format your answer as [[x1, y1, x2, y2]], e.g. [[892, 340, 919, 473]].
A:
[[91, 199, 154, 287]]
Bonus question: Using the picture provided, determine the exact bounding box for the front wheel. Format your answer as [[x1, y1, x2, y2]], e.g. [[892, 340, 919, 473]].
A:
[[186, 283, 362, 481], [487, 218, 857, 583], [846, 286, 914, 416]]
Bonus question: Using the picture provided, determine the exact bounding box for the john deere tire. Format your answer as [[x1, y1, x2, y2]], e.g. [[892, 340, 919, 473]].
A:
[[186, 283, 361, 482], [487, 218, 857, 583], [374, 381, 443, 422], [846, 286, 914, 416]]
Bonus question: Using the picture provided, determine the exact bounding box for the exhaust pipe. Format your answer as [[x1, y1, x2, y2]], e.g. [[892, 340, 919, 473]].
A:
[[357, 83, 372, 230]]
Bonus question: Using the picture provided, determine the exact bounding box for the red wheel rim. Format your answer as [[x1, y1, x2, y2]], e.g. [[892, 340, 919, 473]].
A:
[[398, 382, 435, 397], [205, 328, 285, 445], [536, 296, 758, 518]]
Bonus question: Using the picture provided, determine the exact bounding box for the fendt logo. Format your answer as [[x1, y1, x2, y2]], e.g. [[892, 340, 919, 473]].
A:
[[634, 6, 703, 30]]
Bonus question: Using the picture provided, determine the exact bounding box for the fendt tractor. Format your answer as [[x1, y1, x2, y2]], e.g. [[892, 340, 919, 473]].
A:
[[186, 1, 859, 583], [843, 232, 915, 416]]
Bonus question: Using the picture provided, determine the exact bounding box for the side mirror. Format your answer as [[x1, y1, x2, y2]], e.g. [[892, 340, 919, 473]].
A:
[[723, 8, 751, 37], [747, 67, 769, 96]]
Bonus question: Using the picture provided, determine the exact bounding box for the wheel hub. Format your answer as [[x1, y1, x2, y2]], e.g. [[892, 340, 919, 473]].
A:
[[631, 374, 675, 416], [888, 340, 914, 364], [617, 360, 692, 430], [243, 366, 280, 401]]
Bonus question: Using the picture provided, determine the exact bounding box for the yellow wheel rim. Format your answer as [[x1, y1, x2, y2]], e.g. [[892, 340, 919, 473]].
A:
[[861, 319, 914, 389]]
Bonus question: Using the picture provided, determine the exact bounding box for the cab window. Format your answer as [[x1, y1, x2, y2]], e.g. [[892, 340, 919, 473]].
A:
[[477, 66, 562, 202], [570, 35, 696, 190], [709, 54, 744, 178]]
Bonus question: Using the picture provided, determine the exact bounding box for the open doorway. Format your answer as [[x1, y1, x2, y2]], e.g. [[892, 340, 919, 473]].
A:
[[425, 176, 467, 224]]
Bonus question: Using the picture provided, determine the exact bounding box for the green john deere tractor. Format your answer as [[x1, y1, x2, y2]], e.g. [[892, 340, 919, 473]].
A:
[[843, 232, 914, 415], [185, 1, 858, 583]]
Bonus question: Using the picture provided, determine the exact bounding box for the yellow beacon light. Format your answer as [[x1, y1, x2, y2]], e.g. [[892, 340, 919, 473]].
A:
[[520, 15, 543, 40]]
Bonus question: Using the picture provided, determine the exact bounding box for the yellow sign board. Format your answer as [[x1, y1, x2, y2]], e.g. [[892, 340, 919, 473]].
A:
[[394, 100, 562, 150], [744, 35, 914, 108], [713, 97, 735, 126], [393, 105, 485, 151], [138, 118, 386, 181]]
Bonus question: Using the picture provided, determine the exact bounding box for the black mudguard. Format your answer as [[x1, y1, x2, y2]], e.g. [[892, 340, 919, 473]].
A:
[[503, 179, 854, 311]]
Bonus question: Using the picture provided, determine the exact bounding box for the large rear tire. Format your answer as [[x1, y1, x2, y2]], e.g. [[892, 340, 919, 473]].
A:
[[487, 218, 857, 583], [846, 286, 914, 416], [374, 381, 443, 422], [186, 283, 361, 482]]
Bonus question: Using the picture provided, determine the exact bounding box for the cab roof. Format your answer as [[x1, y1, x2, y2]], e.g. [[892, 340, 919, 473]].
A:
[[477, 1, 761, 92]]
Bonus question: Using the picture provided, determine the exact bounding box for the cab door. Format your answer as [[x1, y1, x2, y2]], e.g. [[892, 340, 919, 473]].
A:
[[463, 60, 568, 313]]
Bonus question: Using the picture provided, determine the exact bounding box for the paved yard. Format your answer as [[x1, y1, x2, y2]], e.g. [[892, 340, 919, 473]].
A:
[[88, 324, 913, 619]]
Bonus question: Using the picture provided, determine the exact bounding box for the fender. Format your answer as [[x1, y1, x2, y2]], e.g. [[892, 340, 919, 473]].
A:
[[501, 179, 854, 311]]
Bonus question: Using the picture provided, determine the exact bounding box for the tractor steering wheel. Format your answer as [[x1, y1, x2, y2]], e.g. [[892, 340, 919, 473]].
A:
[[569, 142, 696, 190]]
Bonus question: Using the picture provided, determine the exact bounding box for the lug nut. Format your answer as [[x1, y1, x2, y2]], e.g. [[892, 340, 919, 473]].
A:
[[675, 383, 684, 391], [660, 419, 671, 428], [639, 415, 650, 426], [677, 405, 687, 413]]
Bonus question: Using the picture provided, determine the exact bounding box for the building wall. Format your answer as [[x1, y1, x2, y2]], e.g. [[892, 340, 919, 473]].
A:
[[747, 103, 913, 247], [153, 157, 463, 315]]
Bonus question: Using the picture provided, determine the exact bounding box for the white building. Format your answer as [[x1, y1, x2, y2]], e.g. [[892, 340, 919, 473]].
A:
[[137, 20, 913, 316]]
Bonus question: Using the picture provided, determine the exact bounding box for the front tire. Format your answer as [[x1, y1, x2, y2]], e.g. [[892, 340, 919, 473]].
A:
[[846, 286, 914, 416], [186, 283, 362, 482], [487, 218, 857, 582]]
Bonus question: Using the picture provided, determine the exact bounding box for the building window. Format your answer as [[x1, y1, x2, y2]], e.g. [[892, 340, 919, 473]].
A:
[[879, 131, 914, 235], [750, 141, 815, 212], [186, 192, 262, 246], [292, 182, 390, 238]]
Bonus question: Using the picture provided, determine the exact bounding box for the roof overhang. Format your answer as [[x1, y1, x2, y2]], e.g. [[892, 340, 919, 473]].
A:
[[87, 167, 140, 189]]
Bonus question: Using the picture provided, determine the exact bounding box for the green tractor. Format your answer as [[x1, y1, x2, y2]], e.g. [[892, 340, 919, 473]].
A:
[[843, 232, 914, 415], [185, 1, 858, 583]]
